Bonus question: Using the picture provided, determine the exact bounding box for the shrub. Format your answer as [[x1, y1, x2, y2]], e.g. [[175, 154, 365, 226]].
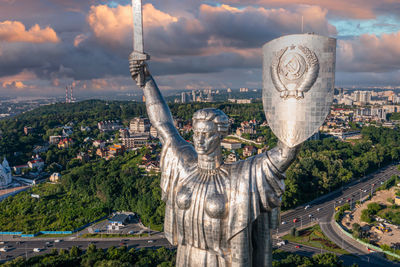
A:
[[367, 202, 383, 214], [361, 209, 374, 223]]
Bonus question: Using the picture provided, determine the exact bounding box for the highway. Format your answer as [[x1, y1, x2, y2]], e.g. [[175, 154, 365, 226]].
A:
[[278, 163, 400, 266], [278, 163, 400, 234], [0, 238, 173, 262]]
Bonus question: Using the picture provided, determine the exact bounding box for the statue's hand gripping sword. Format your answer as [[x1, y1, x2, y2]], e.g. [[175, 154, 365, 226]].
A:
[[131, 0, 150, 87]]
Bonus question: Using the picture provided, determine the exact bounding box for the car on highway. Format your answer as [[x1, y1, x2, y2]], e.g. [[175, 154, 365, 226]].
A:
[[147, 240, 154, 243], [281, 221, 286, 225], [33, 248, 41, 252], [304, 205, 310, 210], [293, 218, 299, 223], [276, 240, 287, 247], [295, 245, 301, 249], [54, 239, 62, 243], [316, 208, 321, 212], [0, 246, 9, 252], [119, 242, 125, 246], [308, 214, 312, 218]]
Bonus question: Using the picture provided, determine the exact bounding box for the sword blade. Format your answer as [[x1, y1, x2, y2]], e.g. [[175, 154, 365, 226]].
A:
[[132, 0, 144, 53]]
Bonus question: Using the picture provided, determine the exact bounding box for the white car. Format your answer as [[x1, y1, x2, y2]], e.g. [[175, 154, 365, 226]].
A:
[[316, 208, 321, 212], [147, 240, 154, 243], [54, 239, 62, 243], [281, 221, 286, 225], [308, 214, 313, 218], [0, 246, 8, 252], [276, 240, 287, 247], [304, 205, 311, 210], [33, 248, 41, 252]]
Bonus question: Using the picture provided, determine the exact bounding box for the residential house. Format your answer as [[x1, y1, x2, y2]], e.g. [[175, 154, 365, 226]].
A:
[[58, 138, 74, 149], [24, 126, 34, 135], [93, 140, 106, 148], [243, 146, 256, 157], [225, 153, 238, 163], [28, 156, 45, 171], [49, 135, 62, 145], [49, 173, 61, 183], [108, 144, 125, 157]]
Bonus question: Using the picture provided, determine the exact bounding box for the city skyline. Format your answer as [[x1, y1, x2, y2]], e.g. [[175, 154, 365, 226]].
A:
[[0, 0, 400, 96]]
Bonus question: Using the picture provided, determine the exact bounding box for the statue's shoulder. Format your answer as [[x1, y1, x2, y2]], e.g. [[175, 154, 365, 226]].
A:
[[161, 136, 197, 166]]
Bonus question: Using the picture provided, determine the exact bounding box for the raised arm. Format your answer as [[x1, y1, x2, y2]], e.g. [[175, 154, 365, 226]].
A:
[[267, 141, 301, 173], [129, 55, 180, 144]]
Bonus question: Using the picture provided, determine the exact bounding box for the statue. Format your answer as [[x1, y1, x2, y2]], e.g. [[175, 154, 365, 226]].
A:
[[130, 60, 299, 266], [129, 1, 336, 266]]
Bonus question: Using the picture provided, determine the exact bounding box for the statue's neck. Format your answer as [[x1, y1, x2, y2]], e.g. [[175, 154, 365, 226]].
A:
[[198, 147, 223, 170]]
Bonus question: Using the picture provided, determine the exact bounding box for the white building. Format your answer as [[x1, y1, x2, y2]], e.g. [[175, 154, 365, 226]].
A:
[[49, 173, 61, 183], [0, 158, 12, 188], [221, 139, 242, 150], [129, 117, 150, 135]]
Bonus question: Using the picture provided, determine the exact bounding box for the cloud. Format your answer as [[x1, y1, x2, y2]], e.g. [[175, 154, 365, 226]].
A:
[[338, 31, 400, 73], [2, 81, 26, 89], [85, 3, 335, 62], [198, 4, 336, 48], [0, 70, 36, 86], [73, 33, 89, 47], [216, 0, 400, 19], [86, 3, 178, 50], [0, 21, 59, 43], [1, 1, 400, 94]]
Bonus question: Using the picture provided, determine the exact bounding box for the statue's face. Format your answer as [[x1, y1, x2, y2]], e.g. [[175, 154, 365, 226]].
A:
[[193, 120, 220, 155]]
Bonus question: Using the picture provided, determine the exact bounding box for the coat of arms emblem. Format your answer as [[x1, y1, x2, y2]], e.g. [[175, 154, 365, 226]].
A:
[[271, 45, 319, 99], [263, 34, 336, 147]]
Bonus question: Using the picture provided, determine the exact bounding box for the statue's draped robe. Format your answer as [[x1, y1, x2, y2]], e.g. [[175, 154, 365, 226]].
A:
[[160, 137, 285, 267]]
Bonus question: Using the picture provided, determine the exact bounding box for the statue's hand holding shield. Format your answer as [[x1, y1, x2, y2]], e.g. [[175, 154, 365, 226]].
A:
[[263, 34, 336, 148]]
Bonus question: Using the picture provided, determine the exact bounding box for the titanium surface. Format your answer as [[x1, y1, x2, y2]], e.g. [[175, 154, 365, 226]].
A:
[[131, 0, 150, 87], [263, 34, 336, 147], [129, 27, 335, 267], [132, 0, 144, 54], [129, 57, 300, 267]]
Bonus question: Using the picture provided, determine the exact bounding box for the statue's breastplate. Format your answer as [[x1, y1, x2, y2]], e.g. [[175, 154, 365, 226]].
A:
[[175, 167, 230, 251], [176, 170, 228, 219]]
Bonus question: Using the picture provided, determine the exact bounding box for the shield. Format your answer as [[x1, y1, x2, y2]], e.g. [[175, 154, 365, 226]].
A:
[[262, 34, 336, 147]]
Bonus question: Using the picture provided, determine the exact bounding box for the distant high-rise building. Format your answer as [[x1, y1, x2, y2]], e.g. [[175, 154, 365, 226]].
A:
[[353, 91, 371, 104], [181, 92, 188, 103], [192, 90, 196, 102]]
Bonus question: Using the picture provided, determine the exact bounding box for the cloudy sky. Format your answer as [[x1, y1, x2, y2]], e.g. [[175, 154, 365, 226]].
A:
[[0, 0, 400, 96]]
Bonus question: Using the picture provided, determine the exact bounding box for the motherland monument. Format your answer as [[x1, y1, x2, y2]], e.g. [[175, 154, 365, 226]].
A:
[[129, 0, 336, 266]]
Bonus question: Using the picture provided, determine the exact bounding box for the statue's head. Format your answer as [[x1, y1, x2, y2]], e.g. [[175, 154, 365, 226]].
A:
[[192, 108, 229, 155]]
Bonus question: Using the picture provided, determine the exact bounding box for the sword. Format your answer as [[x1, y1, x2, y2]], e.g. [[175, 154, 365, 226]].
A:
[[131, 0, 150, 87]]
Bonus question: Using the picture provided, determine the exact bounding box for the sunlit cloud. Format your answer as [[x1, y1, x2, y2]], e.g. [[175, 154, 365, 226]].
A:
[[0, 21, 59, 43]]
